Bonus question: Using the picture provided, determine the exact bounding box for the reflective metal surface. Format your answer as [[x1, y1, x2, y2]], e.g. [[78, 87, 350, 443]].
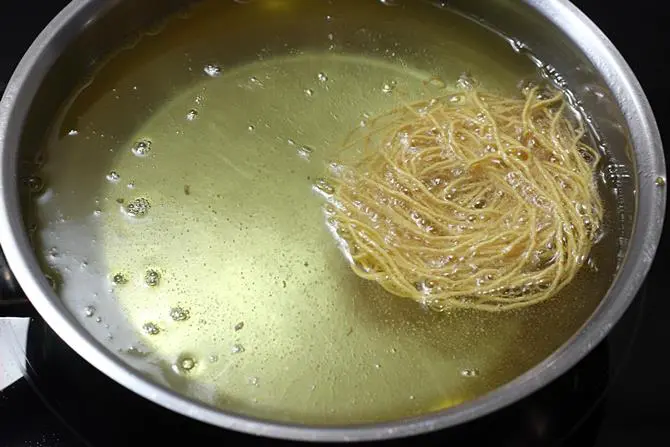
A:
[[0, 0, 665, 442]]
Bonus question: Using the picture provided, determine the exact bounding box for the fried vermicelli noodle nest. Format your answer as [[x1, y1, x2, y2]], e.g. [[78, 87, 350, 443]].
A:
[[319, 85, 604, 311]]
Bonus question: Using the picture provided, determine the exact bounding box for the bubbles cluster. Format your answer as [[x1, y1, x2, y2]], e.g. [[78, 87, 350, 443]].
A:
[[203, 64, 222, 77], [125, 197, 151, 217], [170, 306, 190, 321]]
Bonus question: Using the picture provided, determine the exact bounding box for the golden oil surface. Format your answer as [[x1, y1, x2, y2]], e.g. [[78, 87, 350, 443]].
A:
[[32, 0, 621, 424]]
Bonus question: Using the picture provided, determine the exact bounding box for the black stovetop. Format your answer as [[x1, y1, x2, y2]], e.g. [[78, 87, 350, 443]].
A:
[[1, 1, 669, 446]]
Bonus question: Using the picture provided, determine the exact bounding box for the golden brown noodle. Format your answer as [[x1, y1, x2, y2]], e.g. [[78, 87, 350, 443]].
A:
[[318, 85, 604, 312]]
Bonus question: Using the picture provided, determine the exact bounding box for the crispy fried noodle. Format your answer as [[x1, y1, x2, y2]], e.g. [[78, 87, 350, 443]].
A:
[[317, 84, 604, 312]]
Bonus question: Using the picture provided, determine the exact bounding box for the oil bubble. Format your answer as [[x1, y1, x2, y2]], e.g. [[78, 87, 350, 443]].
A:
[[297, 145, 313, 160], [234, 321, 244, 331], [186, 109, 198, 121], [131, 139, 152, 157], [67, 129, 79, 136], [47, 247, 59, 259], [460, 368, 480, 377], [145, 269, 161, 287], [232, 344, 245, 354], [427, 76, 446, 89], [170, 306, 190, 321], [248, 376, 259, 386], [112, 272, 128, 285], [473, 199, 486, 209], [457, 72, 477, 90], [313, 178, 335, 196], [24, 176, 45, 194], [203, 64, 222, 77], [106, 171, 120, 182], [84, 306, 96, 317], [125, 197, 151, 217], [447, 94, 464, 104], [655, 176, 666, 187], [381, 82, 396, 94], [173, 356, 196, 374], [304, 88, 314, 97], [142, 322, 160, 335], [124, 345, 151, 358], [317, 72, 328, 82]]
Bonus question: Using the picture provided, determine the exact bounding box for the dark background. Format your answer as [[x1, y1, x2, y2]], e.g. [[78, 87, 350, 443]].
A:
[[569, 1, 670, 444], [1, 1, 669, 446]]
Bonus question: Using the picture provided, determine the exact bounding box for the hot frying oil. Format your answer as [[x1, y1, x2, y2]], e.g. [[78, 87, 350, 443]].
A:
[[32, 0, 623, 424]]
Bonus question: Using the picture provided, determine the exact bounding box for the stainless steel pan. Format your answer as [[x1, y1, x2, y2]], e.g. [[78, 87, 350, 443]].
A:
[[0, 0, 665, 442]]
